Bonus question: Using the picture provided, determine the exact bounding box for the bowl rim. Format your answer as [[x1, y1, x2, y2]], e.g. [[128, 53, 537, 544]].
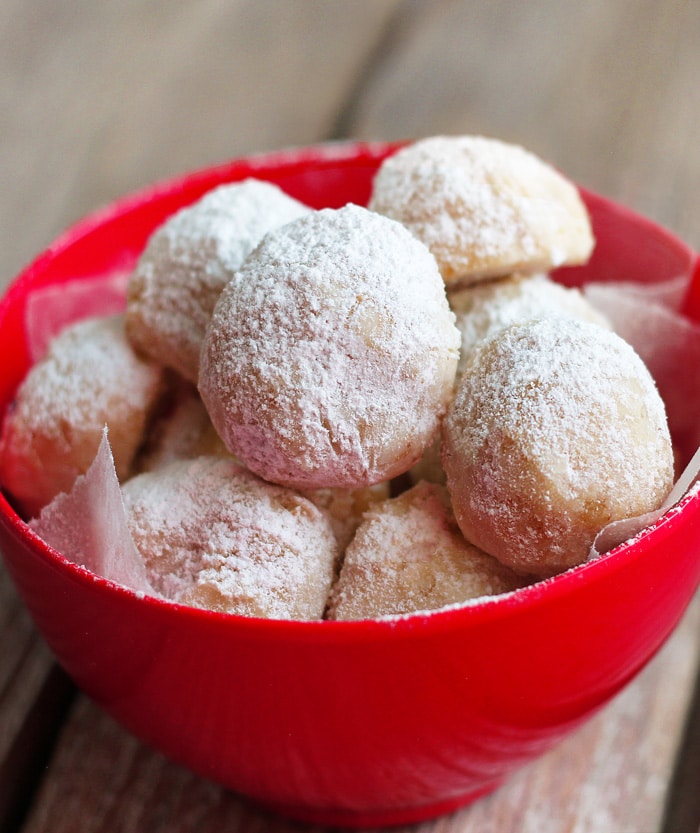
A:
[[1, 138, 699, 641], [3, 480, 695, 642]]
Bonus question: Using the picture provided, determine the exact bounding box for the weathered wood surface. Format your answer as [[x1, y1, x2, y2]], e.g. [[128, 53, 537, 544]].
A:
[[1, 2, 700, 831]]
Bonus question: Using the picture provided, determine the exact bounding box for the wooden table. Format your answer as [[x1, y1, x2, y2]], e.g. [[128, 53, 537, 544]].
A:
[[2, 2, 700, 831]]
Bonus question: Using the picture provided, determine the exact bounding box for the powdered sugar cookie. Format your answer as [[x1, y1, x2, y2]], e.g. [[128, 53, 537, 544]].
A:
[[409, 273, 609, 487], [121, 456, 337, 620], [450, 272, 609, 377], [407, 433, 446, 486], [0, 315, 164, 517], [303, 481, 391, 554], [442, 318, 674, 577], [199, 204, 460, 490], [134, 380, 230, 474], [327, 481, 523, 620], [126, 179, 310, 382], [369, 135, 594, 286]]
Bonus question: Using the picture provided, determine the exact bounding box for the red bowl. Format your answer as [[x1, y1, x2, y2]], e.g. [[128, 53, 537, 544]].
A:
[[1, 142, 700, 828]]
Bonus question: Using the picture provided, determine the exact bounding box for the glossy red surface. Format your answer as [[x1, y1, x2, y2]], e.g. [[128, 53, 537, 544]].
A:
[[1, 142, 700, 827]]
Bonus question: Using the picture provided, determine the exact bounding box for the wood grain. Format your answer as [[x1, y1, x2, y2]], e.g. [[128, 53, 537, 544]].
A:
[[346, 0, 700, 248], [1, 2, 700, 831], [0, 577, 74, 833], [663, 658, 700, 833], [0, 0, 402, 285]]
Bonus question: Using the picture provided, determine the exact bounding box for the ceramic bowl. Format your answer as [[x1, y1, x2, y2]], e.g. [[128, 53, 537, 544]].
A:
[[1, 142, 699, 827]]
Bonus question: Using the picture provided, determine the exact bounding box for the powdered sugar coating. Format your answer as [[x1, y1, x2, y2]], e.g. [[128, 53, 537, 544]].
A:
[[0, 315, 164, 517], [409, 274, 610, 487], [369, 136, 594, 285], [302, 481, 390, 554], [442, 318, 674, 577], [450, 272, 610, 377], [199, 204, 460, 489], [133, 380, 231, 474], [126, 179, 310, 382], [121, 456, 337, 620], [327, 481, 523, 620]]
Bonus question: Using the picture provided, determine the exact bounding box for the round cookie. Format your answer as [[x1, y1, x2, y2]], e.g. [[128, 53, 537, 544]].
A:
[[407, 433, 446, 486], [134, 380, 230, 474], [302, 481, 391, 555], [121, 456, 337, 620], [327, 481, 523, 620], [408, 273, 608, 487], [199, 204, 460, 490], [450, 272, 609, 377], [126, 179, 310, 382], [0, 315, 164, 517], [442, 318, 674, 577], [369, 135, 594, 286]]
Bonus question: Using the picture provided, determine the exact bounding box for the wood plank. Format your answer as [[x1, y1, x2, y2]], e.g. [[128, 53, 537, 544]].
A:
[[662, 657, 700, 833], [346, 0, 700, 249], [0, 0, 402, 287], [0, 660, 74, 833], [0, 573, 74, 833]]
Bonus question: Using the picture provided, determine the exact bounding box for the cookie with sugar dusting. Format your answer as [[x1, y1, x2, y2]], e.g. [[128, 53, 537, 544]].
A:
[[0, 315, 164, 518], [369, 135, 594, 286], [442, 317, 674, 577], [199, 204, 460, 490], [450, 272, 609, 378], [126, 179, 310, 383], [133, 379, 231, 475], [121, 456, 337, 620], [302, 481, 391, 554], [327, 481, 523, 620], [407, 273, 609, 488]]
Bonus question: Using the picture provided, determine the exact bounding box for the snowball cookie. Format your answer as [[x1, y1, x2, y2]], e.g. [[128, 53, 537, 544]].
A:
[[409, 274, 608, 487], [199, 204, 461, 490], [327, 481, 523, 620], [450, 272, 610, 376], [0, 315, 164, 518], [369, 136, 594, 286], [442, 318, 674, 578], [407, 433, 446, 486], [302, 481, 391, 554], [121, 456, 337, 620], [125, 179, 310, 383], [134, 380, 231, 474]]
